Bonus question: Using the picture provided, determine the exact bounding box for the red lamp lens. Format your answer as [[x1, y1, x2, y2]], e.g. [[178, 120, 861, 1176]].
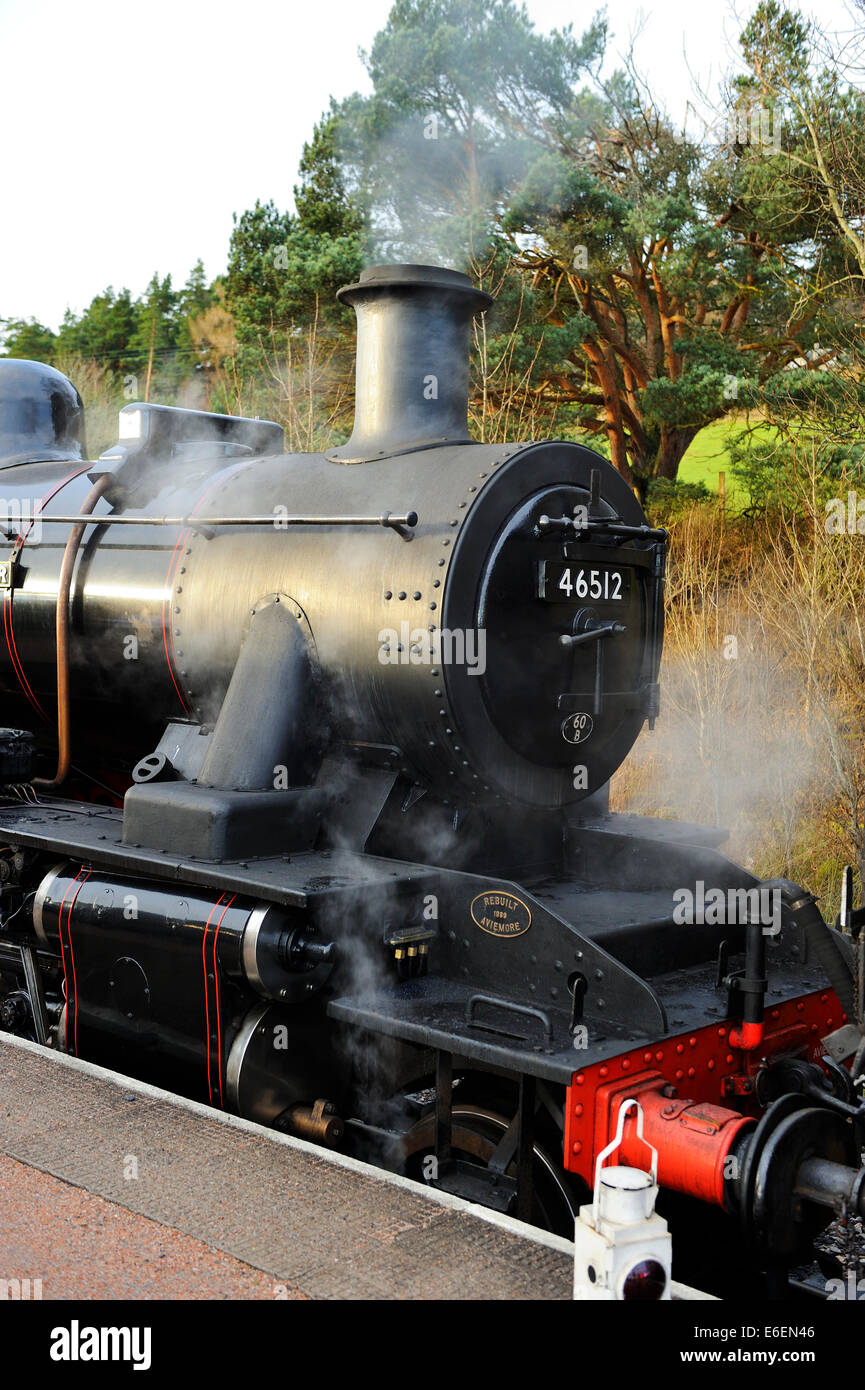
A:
[[622, 1259, 666, 1301]]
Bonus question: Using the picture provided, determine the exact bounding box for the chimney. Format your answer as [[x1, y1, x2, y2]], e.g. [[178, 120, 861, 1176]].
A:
[[326, 264, 493, 463]]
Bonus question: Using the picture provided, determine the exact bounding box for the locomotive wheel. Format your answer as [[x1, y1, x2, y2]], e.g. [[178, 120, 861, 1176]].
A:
[[401, 1103, 580, 1236]]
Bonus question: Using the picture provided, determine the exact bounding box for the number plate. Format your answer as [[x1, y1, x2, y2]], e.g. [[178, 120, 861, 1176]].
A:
[[539, 561, 630, 603]]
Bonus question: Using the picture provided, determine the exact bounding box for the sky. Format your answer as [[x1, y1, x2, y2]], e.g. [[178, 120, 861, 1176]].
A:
[[0, 0, 859, 330]]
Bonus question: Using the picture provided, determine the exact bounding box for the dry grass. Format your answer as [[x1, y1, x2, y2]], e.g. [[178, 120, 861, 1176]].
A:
[[469, 258, 565, 444], [53, 353, 126, 458], [212, 306, 354, 455]]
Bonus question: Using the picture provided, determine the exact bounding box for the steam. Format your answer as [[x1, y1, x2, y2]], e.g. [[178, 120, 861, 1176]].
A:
[[611, 646, 823, 880], [334, 108, 541, 269]]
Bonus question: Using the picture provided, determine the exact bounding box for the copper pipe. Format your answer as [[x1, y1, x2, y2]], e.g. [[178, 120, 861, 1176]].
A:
[[34, 475, 111, 791]]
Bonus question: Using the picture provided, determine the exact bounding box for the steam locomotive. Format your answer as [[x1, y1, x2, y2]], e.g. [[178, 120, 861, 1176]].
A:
[[0, 263, 863, 1299]]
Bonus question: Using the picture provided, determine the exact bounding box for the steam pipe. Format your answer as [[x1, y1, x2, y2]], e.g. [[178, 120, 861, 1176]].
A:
[[729, 920, 768, 1051], [197, 597, 322, 792], [33, 474, 111, 791]]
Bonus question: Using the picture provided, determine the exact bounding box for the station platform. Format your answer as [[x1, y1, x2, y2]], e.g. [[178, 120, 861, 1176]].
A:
[[0, 1034, 577, 1300], [0, 1035, 712, 1301]]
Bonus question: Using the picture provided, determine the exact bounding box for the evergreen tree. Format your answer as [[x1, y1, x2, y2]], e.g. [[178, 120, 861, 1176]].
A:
[[226, 200, 295, 346], [325, 0, 863, 494], [180, 260, 214, 319], [129, 274, 181, 397], [330, 0, 605, 262], [0, 318, 57, 362], [55, 288, 140, 374]]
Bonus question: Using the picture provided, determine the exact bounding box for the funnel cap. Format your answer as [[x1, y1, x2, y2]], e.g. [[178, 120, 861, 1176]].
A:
[[337, 263, 492, 312]]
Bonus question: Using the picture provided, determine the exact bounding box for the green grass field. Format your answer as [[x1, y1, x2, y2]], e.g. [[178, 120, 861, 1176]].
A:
[[677, 416, 784, 509], [577, 415, 776, 507], [677, 418, 750, 504]]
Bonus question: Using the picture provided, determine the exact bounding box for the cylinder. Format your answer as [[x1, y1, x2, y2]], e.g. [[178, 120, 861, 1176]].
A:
[[29, 864, 336, 1117], [619, 1089, 755, 1209], [30, 864, 316, 1081]]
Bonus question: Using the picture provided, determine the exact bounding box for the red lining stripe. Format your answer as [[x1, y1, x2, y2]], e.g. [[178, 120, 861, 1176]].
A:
[[3, 591, 45, 720], [17, 465, 91, 551], [201, 894, 227, 1104], [3, 465, 91, 721], [211, 895, 236, 1109], [62, 868, 91, 1055], [55, 868, 85, 1052]]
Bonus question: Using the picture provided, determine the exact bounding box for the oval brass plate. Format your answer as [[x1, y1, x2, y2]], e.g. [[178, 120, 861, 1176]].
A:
[[470, 891, 532, 938]]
